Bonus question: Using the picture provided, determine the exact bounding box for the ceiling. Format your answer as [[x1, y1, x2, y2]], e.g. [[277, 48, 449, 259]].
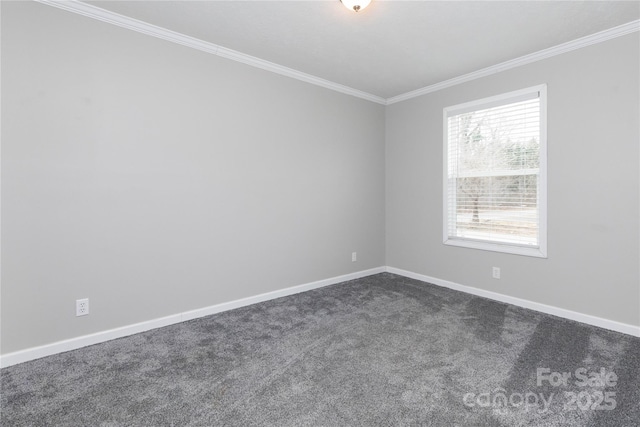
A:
[[85, 1, 639, 100]]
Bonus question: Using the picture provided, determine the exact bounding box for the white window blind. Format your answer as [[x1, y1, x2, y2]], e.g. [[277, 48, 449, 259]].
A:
[[443, 85, 547, 257]]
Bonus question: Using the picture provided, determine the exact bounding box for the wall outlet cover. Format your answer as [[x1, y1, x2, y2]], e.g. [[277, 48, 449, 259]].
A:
[[76, 298, 89, 316]]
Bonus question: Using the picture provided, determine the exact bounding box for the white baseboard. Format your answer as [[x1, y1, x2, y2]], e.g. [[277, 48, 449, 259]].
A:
[[385, 266, 640, 338], [0, 267, 386, 368], [3, 265, 637, 368]]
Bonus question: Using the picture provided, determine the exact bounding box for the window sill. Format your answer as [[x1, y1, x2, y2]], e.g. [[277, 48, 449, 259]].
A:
[[444, 237, 547, 258]]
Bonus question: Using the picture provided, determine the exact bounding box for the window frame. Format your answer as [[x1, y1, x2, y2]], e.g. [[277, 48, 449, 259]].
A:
[[442, 84, 548, 258]]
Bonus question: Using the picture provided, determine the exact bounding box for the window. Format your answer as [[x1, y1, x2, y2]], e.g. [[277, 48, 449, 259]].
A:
[[443, 85, 547, 257]]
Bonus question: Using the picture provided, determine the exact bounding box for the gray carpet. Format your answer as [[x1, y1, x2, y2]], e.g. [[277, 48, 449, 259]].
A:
[[2, 273, 639, 426]]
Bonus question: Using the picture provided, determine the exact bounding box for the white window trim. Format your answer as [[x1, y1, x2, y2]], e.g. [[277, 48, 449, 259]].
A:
[[442, 84, 548, 258]]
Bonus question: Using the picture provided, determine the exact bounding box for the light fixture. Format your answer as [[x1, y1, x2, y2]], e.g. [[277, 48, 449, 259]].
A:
[[340, 0, 371, 13]]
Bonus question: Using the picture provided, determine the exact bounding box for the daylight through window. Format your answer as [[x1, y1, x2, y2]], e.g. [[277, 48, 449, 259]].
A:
[[443, 85, 547, 257]]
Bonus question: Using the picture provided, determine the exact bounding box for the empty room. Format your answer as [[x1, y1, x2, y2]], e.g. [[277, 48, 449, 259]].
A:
[[1, 0, 639, 425]]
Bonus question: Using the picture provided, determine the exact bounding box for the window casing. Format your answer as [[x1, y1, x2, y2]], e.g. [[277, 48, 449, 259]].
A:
[[443, 85, 547, 258]]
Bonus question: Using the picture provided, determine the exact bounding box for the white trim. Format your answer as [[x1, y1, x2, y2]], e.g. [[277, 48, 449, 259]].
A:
[[442, 84, 548, 258], [3, 265, 637, 367], [443, 238, 546, 258], [386, 20, 640, 105], [0, 267, 385, 368], [33, 0, 386, 105], [385, 266, 640, 338], [34, 2, 638, 106]]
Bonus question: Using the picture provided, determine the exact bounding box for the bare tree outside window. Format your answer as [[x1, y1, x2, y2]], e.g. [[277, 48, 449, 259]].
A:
[[454, 110, 539, 236], [444, 86, 546, 257]]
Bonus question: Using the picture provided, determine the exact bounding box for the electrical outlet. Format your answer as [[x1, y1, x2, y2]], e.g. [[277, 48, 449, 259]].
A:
[[352, 252, 357, 262], [76, 298, 89, 316], [492, 267, 501, 279]]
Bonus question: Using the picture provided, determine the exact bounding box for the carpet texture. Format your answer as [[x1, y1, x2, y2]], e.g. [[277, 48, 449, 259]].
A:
[[2, 273, 639, 426]]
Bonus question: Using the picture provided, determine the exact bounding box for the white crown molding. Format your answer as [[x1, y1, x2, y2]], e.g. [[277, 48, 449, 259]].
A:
[[34, 0, 387, 105], [35, 1, 638, 106], [0, 266, 386, 368], [385, 266, 640, 338], [387, 19, 640, 105]]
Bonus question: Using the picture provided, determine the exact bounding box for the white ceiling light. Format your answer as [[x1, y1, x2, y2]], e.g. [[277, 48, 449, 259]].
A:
[[340, 0, 371, 13]]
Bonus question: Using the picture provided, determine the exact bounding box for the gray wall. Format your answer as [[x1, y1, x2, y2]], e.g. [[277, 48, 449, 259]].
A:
[[386, 33, 640, 326], [1, 2, 385, 353], [2, 1, 639, 357]]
